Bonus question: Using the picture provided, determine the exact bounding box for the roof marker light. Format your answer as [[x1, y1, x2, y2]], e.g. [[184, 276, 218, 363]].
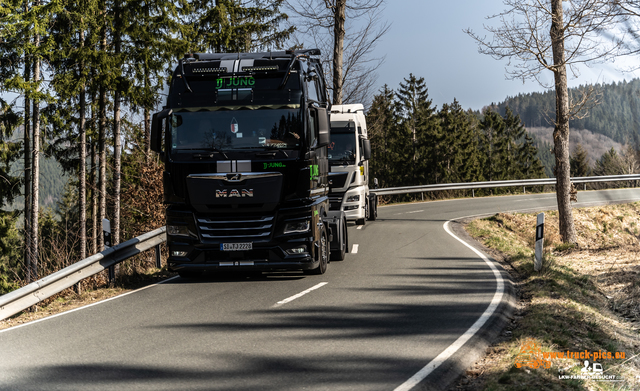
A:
[[242, 65, 279, 72], [192, 67, 227, 73]]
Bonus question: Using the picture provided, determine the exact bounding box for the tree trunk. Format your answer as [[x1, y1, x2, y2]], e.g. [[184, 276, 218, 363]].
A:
[[23, 56, 32, 284], [91, 139, 98, 254], [144, 69, 151, 162], [98, 83, 107, 251], [113, 0, 121, 247], [550, 0, 578, 244], [98, 6, 108, 251], [79, 29, 87, 264], [332, 0, 346, 105], [31, 44, 41, 281]]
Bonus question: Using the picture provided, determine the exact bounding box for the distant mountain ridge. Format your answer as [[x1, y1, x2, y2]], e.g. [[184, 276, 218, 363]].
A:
[[492, 78, 640, 146]]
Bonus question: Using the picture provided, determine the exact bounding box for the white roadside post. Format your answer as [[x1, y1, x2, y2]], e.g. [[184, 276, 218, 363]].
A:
[[534, 213, 544, 271], [103, 218, 114, 284]]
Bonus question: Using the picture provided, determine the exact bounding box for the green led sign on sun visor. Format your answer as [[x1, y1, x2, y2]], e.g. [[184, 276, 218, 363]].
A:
[[216, 76, 255, 89]]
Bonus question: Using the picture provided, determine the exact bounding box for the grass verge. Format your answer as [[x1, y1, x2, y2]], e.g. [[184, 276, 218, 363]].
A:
[[454, 203, 640, 390]]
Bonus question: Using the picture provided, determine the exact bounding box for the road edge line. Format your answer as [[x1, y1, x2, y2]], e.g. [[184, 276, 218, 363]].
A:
[[0, 276, 180, 334], [394, 219, 508, 391]]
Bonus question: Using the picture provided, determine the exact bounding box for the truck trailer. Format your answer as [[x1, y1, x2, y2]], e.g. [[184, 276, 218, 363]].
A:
[[150, 49, 348, 277]]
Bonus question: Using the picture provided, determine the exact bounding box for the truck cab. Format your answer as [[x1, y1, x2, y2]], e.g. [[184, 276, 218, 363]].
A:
[[328, 104, 377, 225], [150, 49, 347, 276]]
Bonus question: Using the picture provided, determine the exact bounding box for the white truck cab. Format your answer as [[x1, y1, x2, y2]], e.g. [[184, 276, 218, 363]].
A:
[[328, 104, 378, 225]]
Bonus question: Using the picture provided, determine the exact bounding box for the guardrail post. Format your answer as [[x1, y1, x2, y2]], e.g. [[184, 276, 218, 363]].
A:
[[155, 244, 162, 269], [523, 186, 526, 194], [472, 189, 475, 198]]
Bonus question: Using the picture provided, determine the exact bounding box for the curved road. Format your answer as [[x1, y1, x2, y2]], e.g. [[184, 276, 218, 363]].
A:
[[1, 189, 639, 391]]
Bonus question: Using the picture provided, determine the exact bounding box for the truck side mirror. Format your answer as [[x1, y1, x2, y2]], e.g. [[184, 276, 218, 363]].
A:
[[362, 139, 371, 160], [150, 108, 172, 161], [316, 107, 330, 147]]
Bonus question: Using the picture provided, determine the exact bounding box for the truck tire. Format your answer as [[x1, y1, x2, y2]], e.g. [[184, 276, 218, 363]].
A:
[[356, 201, 366, 226], [330, 218, 347, 261], [306, 225, 329, 274], [368, 194, 377, 221]]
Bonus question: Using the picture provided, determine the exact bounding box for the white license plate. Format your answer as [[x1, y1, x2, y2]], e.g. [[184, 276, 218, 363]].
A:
[[221, 242, 253, 251]]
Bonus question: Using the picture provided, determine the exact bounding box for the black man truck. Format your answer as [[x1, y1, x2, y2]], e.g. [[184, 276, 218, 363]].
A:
[[150, 49, 348, 277], [328, 104, 378, 226]]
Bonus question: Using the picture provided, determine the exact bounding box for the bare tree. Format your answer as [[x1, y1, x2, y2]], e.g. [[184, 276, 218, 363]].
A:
[[286, 0, 389, 106], [466, 0, 624, 243]]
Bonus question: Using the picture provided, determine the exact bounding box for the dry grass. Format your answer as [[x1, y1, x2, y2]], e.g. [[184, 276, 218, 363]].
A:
[[456, 203, 640, 391]]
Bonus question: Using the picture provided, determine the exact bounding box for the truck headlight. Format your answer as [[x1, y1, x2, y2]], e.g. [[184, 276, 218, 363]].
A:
[[284, 220, 310, 234], [171, 250, 188, 257], [286, 246, 307, 255], [167, 225, 190, 236], [346, 195, 360, 202]]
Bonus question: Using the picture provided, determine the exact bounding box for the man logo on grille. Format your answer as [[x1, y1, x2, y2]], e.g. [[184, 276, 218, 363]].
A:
[[216, 189, 253, 198]]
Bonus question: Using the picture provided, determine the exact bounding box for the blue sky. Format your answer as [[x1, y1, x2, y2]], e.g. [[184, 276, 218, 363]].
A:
[[372, 1, 640, 111]]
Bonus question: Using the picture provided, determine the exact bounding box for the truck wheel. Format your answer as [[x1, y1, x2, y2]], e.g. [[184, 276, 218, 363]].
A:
[[368, 195, 377, 221], [306, 225, 329, 274], [356, 201, 366, 226], [330, 218, 346, 261]]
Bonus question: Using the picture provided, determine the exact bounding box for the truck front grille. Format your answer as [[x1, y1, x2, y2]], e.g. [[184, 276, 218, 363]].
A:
[[329, 193, 345, 211], [196, 215, 274, 240]]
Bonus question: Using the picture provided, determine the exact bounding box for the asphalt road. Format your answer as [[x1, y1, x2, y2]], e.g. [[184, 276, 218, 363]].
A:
[[1, 188, 639, 391]]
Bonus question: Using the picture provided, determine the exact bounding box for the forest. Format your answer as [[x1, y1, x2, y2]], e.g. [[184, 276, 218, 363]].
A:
[[493, 79, 640, 146]]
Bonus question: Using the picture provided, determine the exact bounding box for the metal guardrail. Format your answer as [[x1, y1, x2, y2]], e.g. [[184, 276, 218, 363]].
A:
[[2, 173, 639, 322], [0, 227, 166, 321], [370, 174, 640, 196]]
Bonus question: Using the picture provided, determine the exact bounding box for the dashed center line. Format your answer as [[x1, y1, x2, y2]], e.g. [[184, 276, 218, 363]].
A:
[[394, 209, 424, 215], [351, 244, 359, 253], [273, 282, 328, 307]]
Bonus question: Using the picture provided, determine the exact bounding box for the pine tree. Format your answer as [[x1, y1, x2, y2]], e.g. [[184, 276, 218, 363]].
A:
[[366, 85, 396, 188], [437, 99, 482, 184], [187, 0, 294, 53], [395, 74, 438, 186], [594, 147, 623, 176], [479, 109, 506, 182], [518, 132, 546, 179], [570, 143, 591, 177]]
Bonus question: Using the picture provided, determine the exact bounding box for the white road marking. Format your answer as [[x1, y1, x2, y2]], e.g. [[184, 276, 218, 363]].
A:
[[351, 244, 359, 254], [394, 220, 505, 391], [357, 225, 363, 229], [394, 210, 424, 215], [0, 276, 181, 334], [273, 282, 328, 307]]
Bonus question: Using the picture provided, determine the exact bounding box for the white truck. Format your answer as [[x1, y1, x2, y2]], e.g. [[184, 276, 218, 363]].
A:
[[327, 104, 378, 225]]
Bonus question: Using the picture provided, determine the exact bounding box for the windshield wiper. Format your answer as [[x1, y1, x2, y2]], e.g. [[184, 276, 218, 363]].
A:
[[235, 146, 290, 158], [191, 149, 229, 160]]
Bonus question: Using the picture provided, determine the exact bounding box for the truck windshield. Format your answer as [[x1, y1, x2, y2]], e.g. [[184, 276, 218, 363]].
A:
[[170, 106, 303, 153], [329, 122, 356, 165]]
